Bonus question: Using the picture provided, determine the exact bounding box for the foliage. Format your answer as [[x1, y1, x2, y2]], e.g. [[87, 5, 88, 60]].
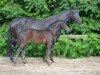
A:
[[0, 23, 8, 55], [0, 3, 28, 18], [70, 18, 100, 34], [0, 0, 99, 20], [25, 43, 45, 57], [54, 33, 100, 58]]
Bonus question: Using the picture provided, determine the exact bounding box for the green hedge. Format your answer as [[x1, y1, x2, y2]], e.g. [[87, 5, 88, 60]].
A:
[[0, 0, 99, 21], [54, 34, 100, 58]]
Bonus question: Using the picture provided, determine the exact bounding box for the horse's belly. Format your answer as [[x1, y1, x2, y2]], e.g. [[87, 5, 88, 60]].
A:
[[33, 38, 46, 43], [32, 34, 46, 43]]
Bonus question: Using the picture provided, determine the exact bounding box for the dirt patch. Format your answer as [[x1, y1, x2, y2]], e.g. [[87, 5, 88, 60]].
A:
[[0, 57, 100, 75]]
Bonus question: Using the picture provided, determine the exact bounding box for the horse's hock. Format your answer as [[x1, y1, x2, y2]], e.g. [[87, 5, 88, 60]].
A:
[[0, 57, 100, 75]]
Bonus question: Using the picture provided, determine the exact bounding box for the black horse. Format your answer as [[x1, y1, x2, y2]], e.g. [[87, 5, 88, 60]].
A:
[[7, 8, 82, 64], [14, 21, 70, 66]]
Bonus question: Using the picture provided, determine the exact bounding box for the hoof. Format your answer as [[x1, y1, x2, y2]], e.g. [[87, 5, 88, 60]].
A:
[[13, 62, 17, 66], [10, 59, 14, 63], [13, 60, 17, 66], [46, 60, 51, 66], [23, 61, 26, 64], [51, 60, 54, 63], [43, 59, 46, 62], [23, 60, 27, 64], [25, 64, 28, 66], [43, 57, 46, 62]]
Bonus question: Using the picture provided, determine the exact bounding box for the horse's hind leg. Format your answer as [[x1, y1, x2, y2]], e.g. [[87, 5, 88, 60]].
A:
[[21, 50, 27, 64], [14, 44, 25, 66]]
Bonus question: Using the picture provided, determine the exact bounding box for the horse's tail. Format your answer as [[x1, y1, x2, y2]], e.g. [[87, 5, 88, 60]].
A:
[[7, 28, 16, 62]]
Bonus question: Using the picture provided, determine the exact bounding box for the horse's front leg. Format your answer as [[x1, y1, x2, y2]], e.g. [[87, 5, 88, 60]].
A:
[[45, 43, 52, 66], [63, 23, 72, 33], [50, 36, 58, 63], [43, 44, 47, 62]]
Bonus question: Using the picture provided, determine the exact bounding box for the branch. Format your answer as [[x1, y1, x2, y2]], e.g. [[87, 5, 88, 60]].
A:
[[60, 35, 87, 39]]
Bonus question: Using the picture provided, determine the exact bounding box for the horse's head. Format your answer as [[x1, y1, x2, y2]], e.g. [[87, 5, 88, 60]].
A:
[[69, 8, 82, 24]]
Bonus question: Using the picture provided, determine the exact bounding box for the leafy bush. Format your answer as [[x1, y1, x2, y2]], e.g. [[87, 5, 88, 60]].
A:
[[70, 19, 100, 34], [0, 23, 8, 55], [54, 33, 100, 58], [0, 0, 99, 20], [25, 43, 45, 57]]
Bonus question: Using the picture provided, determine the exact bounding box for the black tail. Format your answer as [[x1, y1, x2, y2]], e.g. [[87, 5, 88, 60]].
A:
[[7, 28, 16, 62]]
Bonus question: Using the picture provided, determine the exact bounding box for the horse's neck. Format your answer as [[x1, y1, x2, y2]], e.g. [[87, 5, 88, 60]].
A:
[[58, 10, 71, 22], [42, 13, 59, 26], [42, 10, 71, 27], [50, 23, 62, 36], [65, 13, 71, 23], [44, 13, 59, 20]]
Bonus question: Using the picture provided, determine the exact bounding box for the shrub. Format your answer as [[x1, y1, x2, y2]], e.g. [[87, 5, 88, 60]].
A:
[[54, 33, 100, 58], [0, 23, 8, 56]]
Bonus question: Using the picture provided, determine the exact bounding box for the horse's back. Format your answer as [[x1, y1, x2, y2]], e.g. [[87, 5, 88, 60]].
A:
[[10, 17, 36, 27]]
